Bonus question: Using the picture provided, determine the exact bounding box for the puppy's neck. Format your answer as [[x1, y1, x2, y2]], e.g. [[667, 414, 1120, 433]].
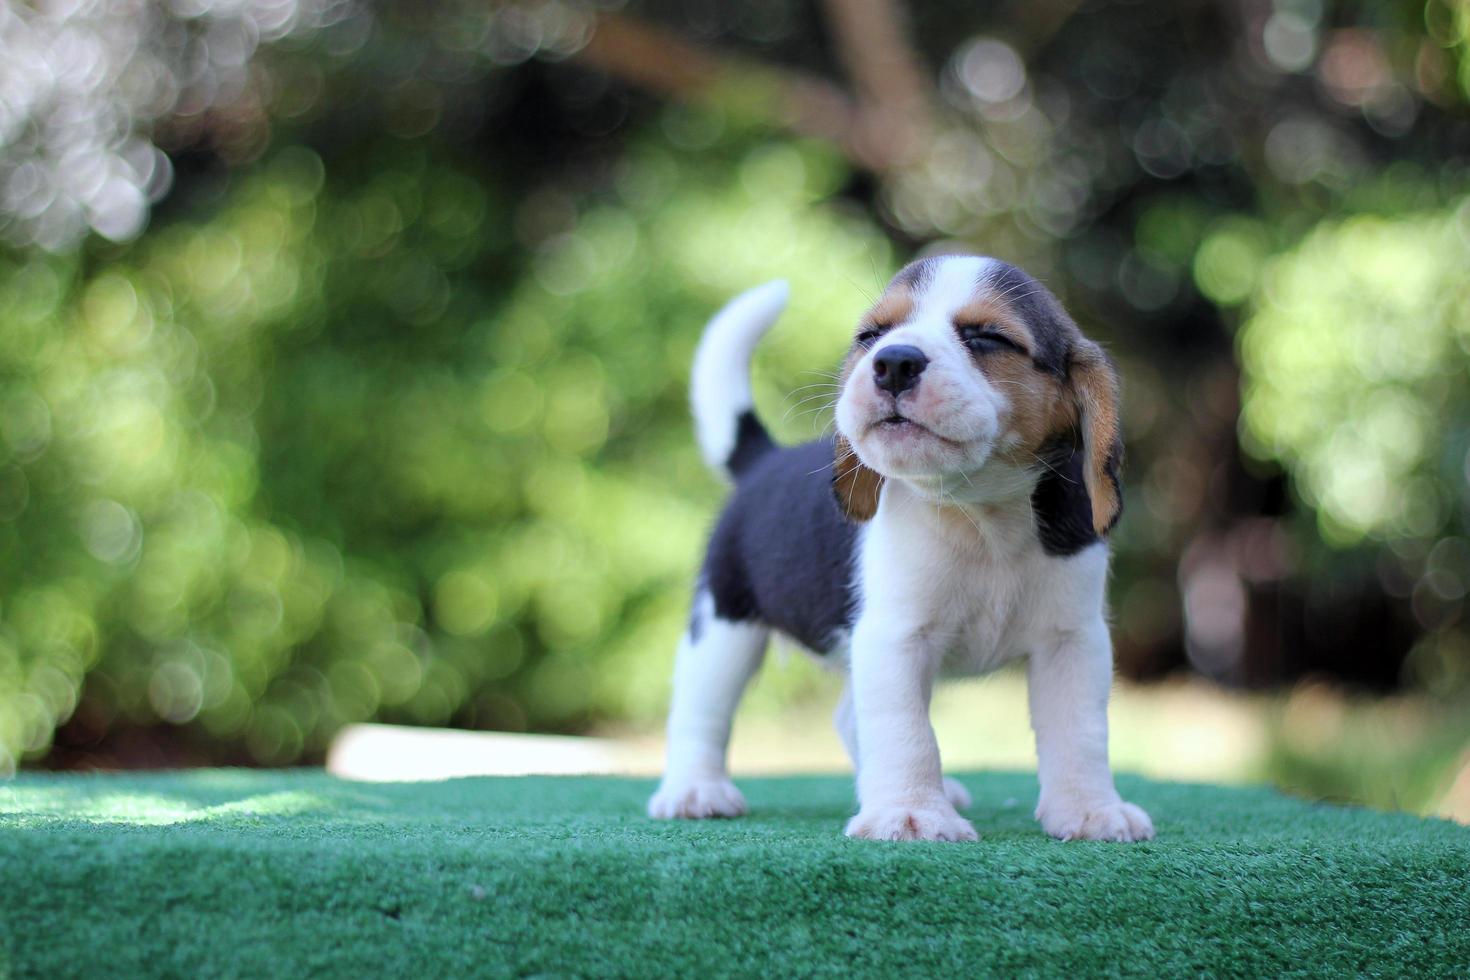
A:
[[883, 463, 1038, 549], [898, 457, 1036, 509]]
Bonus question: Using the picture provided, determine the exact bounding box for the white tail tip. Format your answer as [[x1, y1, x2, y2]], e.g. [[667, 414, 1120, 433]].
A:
[[690, 279, 790, 474]]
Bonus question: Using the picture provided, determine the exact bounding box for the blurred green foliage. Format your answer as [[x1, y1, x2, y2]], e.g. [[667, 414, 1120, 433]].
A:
[[1241, 196, 1470, 548], [1236, 187, 1470, 708], [0, 125, 899, 769], [4, 0, 1470, 792]]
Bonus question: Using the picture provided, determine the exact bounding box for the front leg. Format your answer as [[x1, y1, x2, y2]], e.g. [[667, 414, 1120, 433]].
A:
[[834, 684, 973, 811], [843, 620, 977, 842], [1028, 619, 1154, 842]]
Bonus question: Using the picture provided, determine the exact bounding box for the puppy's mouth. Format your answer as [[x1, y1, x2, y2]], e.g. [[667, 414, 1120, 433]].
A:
[[870, 413, 962, 447]]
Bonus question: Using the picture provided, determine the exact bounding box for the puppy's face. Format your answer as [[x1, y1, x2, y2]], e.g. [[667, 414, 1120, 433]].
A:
[[833, 255, 1121, 534]]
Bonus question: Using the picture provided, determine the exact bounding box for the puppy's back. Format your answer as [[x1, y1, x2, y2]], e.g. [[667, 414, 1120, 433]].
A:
[[701, 439, 859, 655]]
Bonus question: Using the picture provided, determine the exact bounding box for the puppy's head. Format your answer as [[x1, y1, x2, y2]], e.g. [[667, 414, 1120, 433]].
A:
[[832, 255, 1121, 534]]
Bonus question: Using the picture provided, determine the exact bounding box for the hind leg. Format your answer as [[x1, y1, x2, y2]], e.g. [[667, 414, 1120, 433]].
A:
[[833, 683, 971, 811], [648, 594, 768, 819]]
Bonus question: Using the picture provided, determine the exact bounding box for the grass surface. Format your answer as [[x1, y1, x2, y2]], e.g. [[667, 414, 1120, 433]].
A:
[[2, 770, 1468, 978]]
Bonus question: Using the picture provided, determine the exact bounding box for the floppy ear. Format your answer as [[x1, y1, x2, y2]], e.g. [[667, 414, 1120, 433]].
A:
[[1068, 340, 1123, 536], [832, 434, 883, 521]]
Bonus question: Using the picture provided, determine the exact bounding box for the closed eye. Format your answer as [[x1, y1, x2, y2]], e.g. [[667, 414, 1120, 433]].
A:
[[855, 324, 890, 349], [956, 322, 1025, 355]]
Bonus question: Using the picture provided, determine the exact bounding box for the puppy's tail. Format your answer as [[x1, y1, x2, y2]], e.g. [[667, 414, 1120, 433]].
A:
[[691, 280, 785, 480]]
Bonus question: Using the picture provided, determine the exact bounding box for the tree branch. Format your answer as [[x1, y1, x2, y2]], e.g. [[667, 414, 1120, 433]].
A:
[[566, 9, 930, 172], [819, 0, 934, 166]]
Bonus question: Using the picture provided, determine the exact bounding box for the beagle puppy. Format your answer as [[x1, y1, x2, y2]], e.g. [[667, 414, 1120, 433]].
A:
[[648, 254, 1154, 843]]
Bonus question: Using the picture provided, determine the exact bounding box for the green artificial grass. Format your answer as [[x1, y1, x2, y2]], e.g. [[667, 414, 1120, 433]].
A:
[[2, 771, 1468, 978]]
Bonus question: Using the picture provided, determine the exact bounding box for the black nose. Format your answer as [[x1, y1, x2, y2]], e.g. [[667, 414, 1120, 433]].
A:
[[872, 344, 928, 395]]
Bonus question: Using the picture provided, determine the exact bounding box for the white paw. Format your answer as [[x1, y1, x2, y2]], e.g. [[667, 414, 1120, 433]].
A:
[[845, 799, 978, 842], [647, 776, 747, 820], [1037, 795, 1154, 842], [942, 776, 973, 811]]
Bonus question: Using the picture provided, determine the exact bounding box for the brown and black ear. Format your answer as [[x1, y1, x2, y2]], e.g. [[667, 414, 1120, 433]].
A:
[[833, 434, 883, 521], [1068, 339, 1123, 536]]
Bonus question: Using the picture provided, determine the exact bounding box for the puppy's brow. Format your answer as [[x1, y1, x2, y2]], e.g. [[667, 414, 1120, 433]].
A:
[[953, 297, 1034, 352], [861, 289, 914, 332]]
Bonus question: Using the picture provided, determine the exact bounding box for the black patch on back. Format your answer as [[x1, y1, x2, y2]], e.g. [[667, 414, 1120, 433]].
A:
[[702, 439, 859, 651], [982, 262, 1072, 377], [726, 410, 775, 478], [1031, 434, 1104, 556]]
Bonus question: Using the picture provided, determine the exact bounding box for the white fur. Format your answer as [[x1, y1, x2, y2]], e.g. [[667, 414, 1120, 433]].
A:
[[835, 256, 1008, 482], [690, 279, 790, 475], [647, 592, 768, 819], [834, 678, 973, 812], [840, 480, 1151, 842], [653, 257, 1153, 844]]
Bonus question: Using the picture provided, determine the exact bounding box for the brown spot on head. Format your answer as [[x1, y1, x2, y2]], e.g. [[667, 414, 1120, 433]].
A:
[[986, 359, 1068, 466], [965, 262, 1122, 536], [953, 281, 1076, 466]]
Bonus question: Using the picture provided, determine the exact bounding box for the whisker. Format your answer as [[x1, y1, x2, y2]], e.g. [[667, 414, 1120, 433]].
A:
[[1024, 448, 1078, 484], [786, 387, 842, 402], [868, 249, 887, 296], [841, 271, 875, 305], [780, 396, 839, 416], [944, 489, 986, 538], [985, 275, 1050, 308], [782, 391, 841, 408], [786, 405, 837, 426], [810, 445, 855, 477]]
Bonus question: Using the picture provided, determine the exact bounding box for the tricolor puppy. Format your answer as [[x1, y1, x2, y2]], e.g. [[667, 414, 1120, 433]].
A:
[[648, 254, 1154, 843]]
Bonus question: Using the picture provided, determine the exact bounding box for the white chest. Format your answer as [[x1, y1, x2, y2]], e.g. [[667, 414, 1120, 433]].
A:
[[936, 552, 1043, 676], [854, 487, 1109, 676]]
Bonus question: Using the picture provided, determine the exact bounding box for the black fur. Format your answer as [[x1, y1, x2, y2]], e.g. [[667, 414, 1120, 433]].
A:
[[726, 410, 775, 478], [702, 439, 860, 652], [1030, 434, 1111, 556]]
